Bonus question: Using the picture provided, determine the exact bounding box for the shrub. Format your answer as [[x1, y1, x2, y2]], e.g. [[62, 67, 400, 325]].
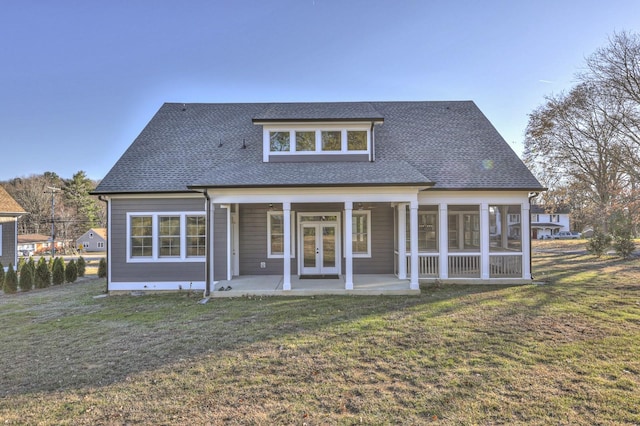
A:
[[612, 230, 636, 259], [586, 231, 612, 258], [52, 258, 65, 285], [98, 258, 107, 278], [19, 264, 34, 292], [3, 264, 18, 294], [17, 256, 26, 273], [65, 260, 78, 283], [35, 257, 51, 289], [0, 262, 4, 286], [77, 256, 86, 277]]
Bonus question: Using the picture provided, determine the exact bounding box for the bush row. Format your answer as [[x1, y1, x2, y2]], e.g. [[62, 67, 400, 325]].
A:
[[1, 256, 106, 294]]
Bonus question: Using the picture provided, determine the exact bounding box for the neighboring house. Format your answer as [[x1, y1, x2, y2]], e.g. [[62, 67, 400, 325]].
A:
[[93, 101, 545, 295], [17, 234, 62, 256], [76, 227, 107, 252], [530, 205, 571, 239], [0, 186, 26, 268]]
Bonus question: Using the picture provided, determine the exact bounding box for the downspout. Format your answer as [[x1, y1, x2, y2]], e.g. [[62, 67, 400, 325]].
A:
[[528, 192, 540, 280], [204, 190, 212, 297], [98, 195, 109, 293], [191, 188, 212, 297]]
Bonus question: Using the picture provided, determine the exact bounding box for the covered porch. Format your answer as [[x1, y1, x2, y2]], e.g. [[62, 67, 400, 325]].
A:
[[210, 274, 417, 297]]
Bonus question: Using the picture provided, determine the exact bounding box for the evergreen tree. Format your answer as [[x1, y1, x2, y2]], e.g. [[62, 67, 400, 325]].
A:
[[65, 260, 78, 283], [97, 258, 107, 278], [77, 256, 86, 277], [17, 256, 26, 273], [3, 264, 18, 294], [586, 231, 612, 258], [35, 257, 51, 289], [19, 264, 34, 291], [52, 257, 65, 285], [0, 262, 4, 286]]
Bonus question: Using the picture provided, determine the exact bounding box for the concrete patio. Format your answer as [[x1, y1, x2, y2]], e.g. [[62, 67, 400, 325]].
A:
[[209, 274, 419, 297]]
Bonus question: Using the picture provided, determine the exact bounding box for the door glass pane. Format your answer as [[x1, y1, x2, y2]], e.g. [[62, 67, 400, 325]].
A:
[[322, 226, 336, 268], [303, 227, 316, 268]]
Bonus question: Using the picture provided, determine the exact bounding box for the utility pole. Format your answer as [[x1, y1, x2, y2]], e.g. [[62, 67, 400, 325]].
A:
[[45, 186, 60, 257]]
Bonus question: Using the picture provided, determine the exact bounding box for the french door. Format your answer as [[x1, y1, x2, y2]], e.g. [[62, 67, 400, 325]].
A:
[[300, 223, 339, 275]]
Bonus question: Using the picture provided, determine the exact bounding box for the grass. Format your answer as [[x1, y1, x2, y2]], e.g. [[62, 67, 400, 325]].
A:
[[0, 242, 639, 425]]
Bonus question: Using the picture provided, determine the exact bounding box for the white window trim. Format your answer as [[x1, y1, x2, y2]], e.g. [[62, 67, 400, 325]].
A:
[[345, 210, 371, 258], [97, 241, 105, 249], [263, 123, 371, 159], [126, 212, 206, 263], [267, 210, 296, 259]]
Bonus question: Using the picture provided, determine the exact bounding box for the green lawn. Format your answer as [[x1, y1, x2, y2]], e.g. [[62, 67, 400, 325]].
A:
[[0, 248, 639, 425]]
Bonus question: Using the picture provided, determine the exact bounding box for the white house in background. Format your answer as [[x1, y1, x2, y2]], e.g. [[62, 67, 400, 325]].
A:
[[530, 205, 571, 239], [76, 228, 107, 252]]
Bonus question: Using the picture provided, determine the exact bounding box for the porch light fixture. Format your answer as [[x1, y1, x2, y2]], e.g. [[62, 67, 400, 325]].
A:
[[269, 203, 274, 210], [357, 202, 364, 210]]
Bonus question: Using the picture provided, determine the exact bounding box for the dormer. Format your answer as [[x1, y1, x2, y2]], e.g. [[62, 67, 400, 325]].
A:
[[253, 102, 384, 163]]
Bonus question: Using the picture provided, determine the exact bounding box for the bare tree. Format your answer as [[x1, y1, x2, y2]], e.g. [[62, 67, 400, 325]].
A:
[[582, 31, 640, 179], [524, 83, 628, 232]]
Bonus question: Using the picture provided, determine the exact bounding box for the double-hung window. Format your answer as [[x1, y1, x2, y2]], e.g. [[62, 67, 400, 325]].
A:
[[351, 210, 371, 257], [130, 216, 153, 257], [267, 211, 295, 258], [159, 216, 180, 257], [128, 212, 206, 261]]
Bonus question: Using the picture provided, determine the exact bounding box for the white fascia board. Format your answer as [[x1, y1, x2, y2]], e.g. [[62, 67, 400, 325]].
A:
[[209, 186, 423, 204], [107, 193, 204, 200], [420, 190, 530, 205]]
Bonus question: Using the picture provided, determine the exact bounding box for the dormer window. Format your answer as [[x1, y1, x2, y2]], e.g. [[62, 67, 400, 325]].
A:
[[262, 124, 374, 162]]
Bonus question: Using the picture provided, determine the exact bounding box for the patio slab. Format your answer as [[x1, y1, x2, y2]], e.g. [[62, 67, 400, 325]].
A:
[[210, 274, 418, 297]]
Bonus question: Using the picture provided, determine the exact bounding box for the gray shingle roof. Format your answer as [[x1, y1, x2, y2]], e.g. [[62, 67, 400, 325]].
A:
[[93, 101, 544, 194], [253, 102, 384, 122]]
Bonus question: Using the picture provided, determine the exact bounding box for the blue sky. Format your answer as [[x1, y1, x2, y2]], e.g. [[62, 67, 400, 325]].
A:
[[1, 0, 639, 181]]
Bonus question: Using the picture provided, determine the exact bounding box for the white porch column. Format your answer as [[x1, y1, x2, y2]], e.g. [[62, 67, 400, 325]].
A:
[[409, 200, 419, 290], [222, 205, 232, 281], [397, 203, 407, 279], [283, 201, 292, 290], [439, 203, 448, 279], [522, 202, 532, 279], [481, 203, 490, 280], [344, 201, 354, 290], [209, 200, 215, 290]]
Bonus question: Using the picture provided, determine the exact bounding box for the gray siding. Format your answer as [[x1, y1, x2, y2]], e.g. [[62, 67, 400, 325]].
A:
[[110, 198, 206, 284], [213, 205, 228, 280], [237, 202, 394, 276], [0, 218, 17, 267], [353, 203, 395, 274], [239, 204, 291, 275]]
